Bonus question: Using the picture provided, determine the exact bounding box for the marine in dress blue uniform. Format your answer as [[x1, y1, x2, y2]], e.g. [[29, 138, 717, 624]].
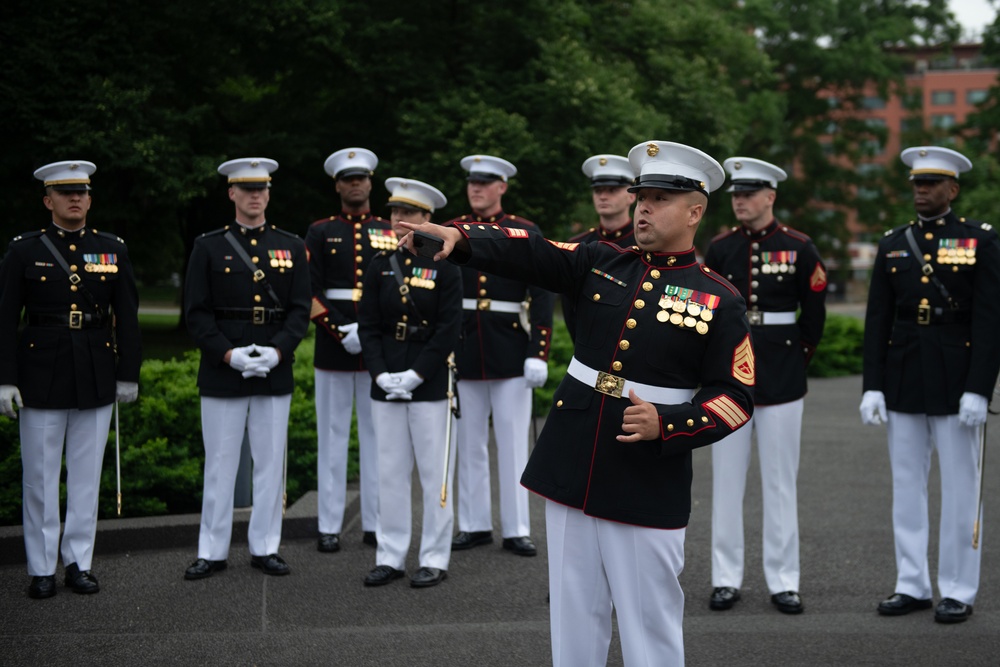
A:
[[304, 148, 388, 553], [562, 154, 636, 341], [0, 160, 141, 599], [183, 158, 311, 580], [860, 146, 1000, 623], [704, 157, 827, 614], [397, 141, 755, 667], [357, 178, 462, 589], [447, 155, 554, 557]]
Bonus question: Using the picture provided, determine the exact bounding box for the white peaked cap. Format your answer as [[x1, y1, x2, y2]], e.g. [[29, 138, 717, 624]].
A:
[[723, 157, 788, 192], [582, 154, 634, 187], [626, 141, 724, 196], [218, 158, 278, 186], [460, 154, 517, 182], [900, 146, 972, 180], [34, 160, 97, 190], [324, 148, 378, 180], [385, 177, 448, 213]]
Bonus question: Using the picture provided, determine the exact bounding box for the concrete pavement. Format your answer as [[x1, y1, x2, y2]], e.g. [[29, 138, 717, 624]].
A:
[[1, 375, 998, 666]]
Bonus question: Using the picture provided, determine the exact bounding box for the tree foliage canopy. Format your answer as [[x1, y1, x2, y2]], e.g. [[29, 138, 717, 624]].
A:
[[0, 0, 981, 288]]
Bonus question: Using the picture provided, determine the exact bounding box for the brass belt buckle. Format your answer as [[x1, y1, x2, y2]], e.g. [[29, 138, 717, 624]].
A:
[[478, 298, 491, 311], [352, 288, 363, 302], [69, 311, 83, 330], [253, 269, 266, 283], [595, 371, 625, 398], [252, 306, 266, 325], [917, 303, 931, 325], [747, 311, 763, 326], [395, 322, 407, 341]]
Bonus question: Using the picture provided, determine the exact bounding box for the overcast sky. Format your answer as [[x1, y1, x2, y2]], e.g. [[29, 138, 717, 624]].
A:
[[950, 0, 996, 38]]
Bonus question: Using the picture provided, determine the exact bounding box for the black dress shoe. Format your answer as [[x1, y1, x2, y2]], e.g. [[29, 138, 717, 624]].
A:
[[64, 563, 99, 594], [318, 533, 341, 553], [364, 565, 405, 587], [877, 592, 933, 616], [410, 567, 447, 588], [935, 598, 973, 624], [28, 575, 56, 599], [184, 558, 228, 580], [250, 554, 290, 576], [362, 531, 378, 547], [709, 586, 741, 611], [502, 536, 537, 557], [452, 530, 493, 550], [771, 591, 803, 614]]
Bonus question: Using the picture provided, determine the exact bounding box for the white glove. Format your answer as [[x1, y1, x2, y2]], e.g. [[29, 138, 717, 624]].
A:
[[116, 381, 139, 403], [228, 345, 258, 373], [385, 390, 413, 401], [241, 363, 269, 379], [523, 358, 548, 388], [860, 390, 887, 426], [0, 385, 23, 419], [959, 392, 988, 427], [392, 369, 424, 393], [376, 372, 399, 393], [338, 322, 362, 355], [251, 345, 281, 370]]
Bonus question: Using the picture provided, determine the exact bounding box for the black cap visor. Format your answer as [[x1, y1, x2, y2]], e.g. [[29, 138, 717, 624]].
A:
[[726, 179, 772, 193], [591, 177, 633, 188], [49, 183, 91, 192], [466, 171, 504, 183], [336, 168, 372, 181], [910, 174, 950, 183], [628, 173, 707, 196]]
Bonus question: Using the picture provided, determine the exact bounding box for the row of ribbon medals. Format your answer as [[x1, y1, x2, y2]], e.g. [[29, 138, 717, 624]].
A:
[[658, 285, 719, 335], [83, 253, 118, 273], [759, 251, 797, 275], [370, 229, 397, 251], [937, 238, 977, 265], [268, 250, 294, 269]]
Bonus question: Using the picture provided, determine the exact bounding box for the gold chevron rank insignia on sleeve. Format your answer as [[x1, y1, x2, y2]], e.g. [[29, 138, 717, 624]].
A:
[[703, 395, 750, 430], [732, 334, 755, 386], [547, 240, 580, 251], [310, 297, 328, 319], [810, 263, 827, 292], [506, 228, 529, 239]]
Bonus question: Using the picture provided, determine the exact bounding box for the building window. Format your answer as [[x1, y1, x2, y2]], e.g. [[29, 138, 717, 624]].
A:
[[900, 117, 923, 133], [967, 89, 989, 105], [931, 114, 956, 129], [862, 96, 886, 109], [931, 90, 956, 105]]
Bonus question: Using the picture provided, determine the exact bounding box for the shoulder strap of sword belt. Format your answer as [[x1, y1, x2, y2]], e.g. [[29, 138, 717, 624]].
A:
[[904, 225, 956, 308], [39, 233, 104, 317], [224, 230, 284, 309], [388, 250, 427, 324]]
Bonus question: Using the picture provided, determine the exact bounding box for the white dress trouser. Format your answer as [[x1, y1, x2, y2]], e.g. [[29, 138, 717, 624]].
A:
[[711, 399, 803, 594], [197, 395, 291, 560], [456, 377, 532, 537], [372, 399, 457, 571], [20, 405, 113, 576], [886, 411, 982, 604], [547, 501, 686, 667], [314, 369, 378, 534]]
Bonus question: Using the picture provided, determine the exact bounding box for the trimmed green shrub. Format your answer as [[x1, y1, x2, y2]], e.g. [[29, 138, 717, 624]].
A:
[[0, 313, 865, 525], [808, 313, 865, 378]]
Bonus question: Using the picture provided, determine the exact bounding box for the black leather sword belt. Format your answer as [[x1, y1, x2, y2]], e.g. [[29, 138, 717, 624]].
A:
[[214, 307, 286, 324], [383, 322, 433, 342], [27, 312, 107, 329], [896, 305, 971, 325]]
